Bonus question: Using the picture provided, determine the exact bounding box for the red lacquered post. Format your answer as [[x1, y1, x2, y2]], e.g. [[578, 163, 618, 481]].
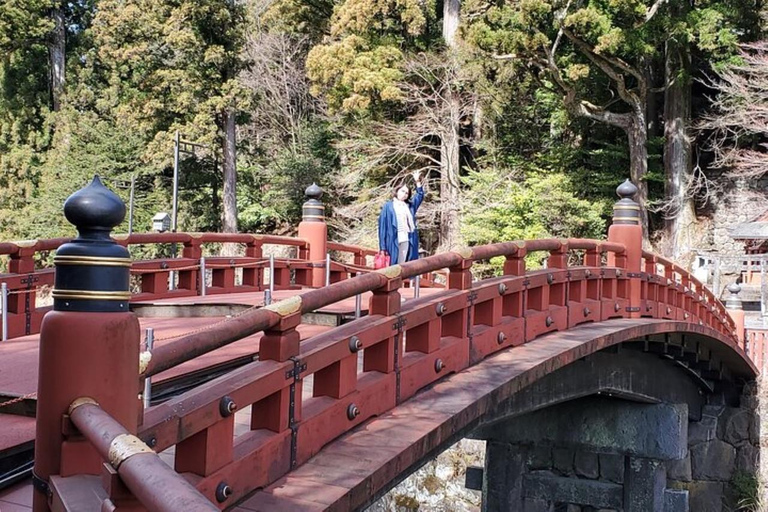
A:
[[607, 180, 643, 318], [297, 183, 327, 288], [33, 177, 140, 511]]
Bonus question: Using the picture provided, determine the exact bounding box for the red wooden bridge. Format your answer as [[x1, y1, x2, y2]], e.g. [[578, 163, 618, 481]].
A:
[[0, 178, 758, 512]]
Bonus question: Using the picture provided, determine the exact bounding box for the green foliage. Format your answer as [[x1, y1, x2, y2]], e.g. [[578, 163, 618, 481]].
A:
[[305, 0, 437, 114], [17, 109, 157, 239], [730, 470, 760, 511], [88, 0, 248, 160], [307, 35, 405, 112], [462, 165, 607, 275], [239, 121, 340, 233]]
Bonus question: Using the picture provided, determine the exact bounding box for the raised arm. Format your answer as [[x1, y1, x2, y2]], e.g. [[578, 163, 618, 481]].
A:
[[411, 171, 425, 212]]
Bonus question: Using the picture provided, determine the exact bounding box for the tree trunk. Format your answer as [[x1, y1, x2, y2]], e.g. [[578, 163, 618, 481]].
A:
[[440, 92, 462, 250], [663, 35, 695, 259], [627, 112, 650, 242], [443, 0, 460, 48], [438, 0, 462, 250], [643, 56, 659, 138], [49, 4, 66, 112], [222, 108, 238, 233]]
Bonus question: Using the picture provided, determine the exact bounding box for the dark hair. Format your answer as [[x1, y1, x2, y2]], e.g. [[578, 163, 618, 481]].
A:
[[392, 182, 412, 201]]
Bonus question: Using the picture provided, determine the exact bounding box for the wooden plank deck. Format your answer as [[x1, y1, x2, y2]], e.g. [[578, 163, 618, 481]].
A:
[[0, 286, 438, 508]]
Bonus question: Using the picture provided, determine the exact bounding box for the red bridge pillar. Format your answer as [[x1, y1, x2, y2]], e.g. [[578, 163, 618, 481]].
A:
[[297, 183, 327, 287], [607, 180, 643, 318], [33, 177, 140, 511]]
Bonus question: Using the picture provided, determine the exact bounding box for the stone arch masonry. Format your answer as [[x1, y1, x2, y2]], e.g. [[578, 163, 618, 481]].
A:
[[465, 348, 759, 512]]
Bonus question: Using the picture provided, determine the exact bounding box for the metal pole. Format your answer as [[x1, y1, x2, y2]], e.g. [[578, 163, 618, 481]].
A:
[[264, 288, 272, 306], [269, 254, 275, 295], [355, 289, 362, 319], [172, 130, 180, 233], [1, 283, 7, 342], [143, 328, 154, 408], [325, 253, 331, 287], [200, 257, 207, 296], [414, 274, 421, 299], [761, 259, 767, 318], [128, 174, 135, 235]]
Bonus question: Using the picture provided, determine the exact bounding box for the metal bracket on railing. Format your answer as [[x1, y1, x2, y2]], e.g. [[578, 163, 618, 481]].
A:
[[21, 274, 37, 335], [32, 470, 51, 498], [286, 356, 305, 468], [466, 289, 478, 342], [285, 357, 307, 380], [393, 313, 406, 404]]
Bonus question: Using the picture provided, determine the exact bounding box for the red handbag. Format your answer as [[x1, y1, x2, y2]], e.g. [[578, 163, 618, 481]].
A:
[[374, 251, 390, 269]]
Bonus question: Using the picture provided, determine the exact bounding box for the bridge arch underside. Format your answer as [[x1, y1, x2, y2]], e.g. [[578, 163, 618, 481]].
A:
[[244, 319, 756, 512]]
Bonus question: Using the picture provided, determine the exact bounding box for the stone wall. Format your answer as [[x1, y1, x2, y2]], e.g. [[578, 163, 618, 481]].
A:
[[707, 176, 768, 258], [665, 383, 760, 512]]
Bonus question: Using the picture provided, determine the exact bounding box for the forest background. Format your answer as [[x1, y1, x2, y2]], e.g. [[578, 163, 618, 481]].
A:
[[1, 0, 766, 269]]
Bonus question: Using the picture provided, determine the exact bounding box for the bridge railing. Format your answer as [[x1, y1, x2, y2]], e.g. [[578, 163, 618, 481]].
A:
[[127, 239, 739, 509], [0, 232, 378, 339], [132, 237, 641, 508], [642, 251, 735, 338], [36, 179, 746, 511]]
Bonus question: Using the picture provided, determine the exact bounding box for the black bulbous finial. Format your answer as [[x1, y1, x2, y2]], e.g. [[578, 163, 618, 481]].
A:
[[616, 179, 638, 200], [64, 176, 126, 238], [302, 183, 325, 222], [305, 183, 323, 200]]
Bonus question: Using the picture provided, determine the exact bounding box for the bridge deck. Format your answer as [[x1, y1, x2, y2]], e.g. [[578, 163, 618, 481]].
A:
[[0, 287, 436, 510], [237, 318, 747, 511]]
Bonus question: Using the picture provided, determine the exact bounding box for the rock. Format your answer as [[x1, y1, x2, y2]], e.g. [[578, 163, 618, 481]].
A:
[[720, 409, 752, 444], [366, 438, 484, 511], [599, 454, 624, 484], [688, 415, 717, 445], [528, 445, 552, 470], [671, 482, 724, 512], [666, 454, 692, 482], [749, 412, 760, 445], [523, 498, 552, 512], [735, 444, 759, 473], [691, 440, 736, 481], [553, 447, 575, 476], [575, 451, 599, 479], [566, 505, 581, 512]]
